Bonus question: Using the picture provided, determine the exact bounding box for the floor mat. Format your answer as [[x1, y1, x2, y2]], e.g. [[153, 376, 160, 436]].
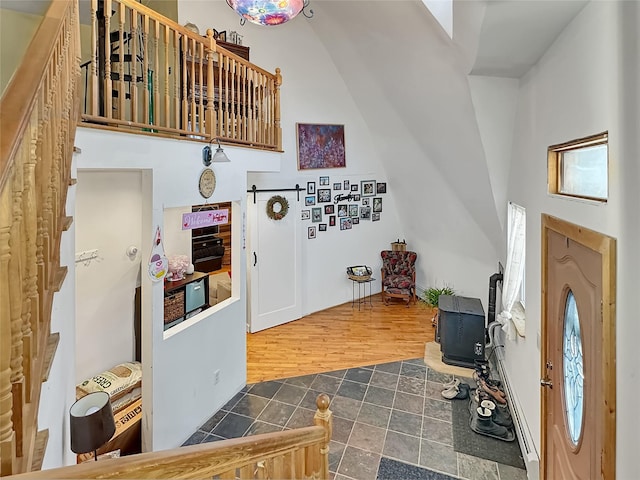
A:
[[451, 397, 526, 470], [377, 457, 458, 480]]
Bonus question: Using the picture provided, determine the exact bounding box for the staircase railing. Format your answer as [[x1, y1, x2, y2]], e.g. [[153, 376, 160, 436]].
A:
[[0, 0, 81, 475], [83, 0, 282, 151], [13, 394, 332, 479]]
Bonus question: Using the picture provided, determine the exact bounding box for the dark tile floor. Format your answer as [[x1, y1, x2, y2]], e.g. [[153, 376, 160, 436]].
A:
[[183, 358, 528, 480]]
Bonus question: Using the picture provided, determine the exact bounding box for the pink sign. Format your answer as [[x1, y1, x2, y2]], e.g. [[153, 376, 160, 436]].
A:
[[182, 209, 229, 230]]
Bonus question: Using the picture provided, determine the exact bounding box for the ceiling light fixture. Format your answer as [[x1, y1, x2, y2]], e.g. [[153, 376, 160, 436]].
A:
[[226, 0, 313, 27], [203, 138, 230, 166]]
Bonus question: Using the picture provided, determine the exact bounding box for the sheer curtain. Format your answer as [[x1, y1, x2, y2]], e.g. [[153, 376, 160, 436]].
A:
[[497, 203, 526, 340]]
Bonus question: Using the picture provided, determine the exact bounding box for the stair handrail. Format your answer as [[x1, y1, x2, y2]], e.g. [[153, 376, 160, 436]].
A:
[[0, 0, 81, 475], [11, 394, 332, 479]]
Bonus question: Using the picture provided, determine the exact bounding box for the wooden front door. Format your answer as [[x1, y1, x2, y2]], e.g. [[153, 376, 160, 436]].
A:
[[541, 215, 616, 479]]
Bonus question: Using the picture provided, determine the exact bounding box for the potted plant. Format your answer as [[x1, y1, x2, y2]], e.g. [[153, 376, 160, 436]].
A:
[[423, 286, 455, 308]]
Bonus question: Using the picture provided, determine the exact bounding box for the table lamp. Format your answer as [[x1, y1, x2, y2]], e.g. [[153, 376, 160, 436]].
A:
[[69, 391, 116, 461]]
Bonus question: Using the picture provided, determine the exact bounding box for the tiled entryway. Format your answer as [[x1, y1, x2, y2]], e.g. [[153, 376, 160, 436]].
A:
[[183, 358, 527, 480]]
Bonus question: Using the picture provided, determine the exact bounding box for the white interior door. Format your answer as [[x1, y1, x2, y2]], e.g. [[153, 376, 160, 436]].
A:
[[247, 191, 302, 333]]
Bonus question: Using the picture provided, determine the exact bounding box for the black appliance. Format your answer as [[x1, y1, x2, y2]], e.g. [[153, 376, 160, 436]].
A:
[[191, 206, 224, 273], [438, 295, 486, 368]]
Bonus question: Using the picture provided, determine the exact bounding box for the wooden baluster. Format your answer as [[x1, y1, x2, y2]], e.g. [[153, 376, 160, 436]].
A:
[[206, 29, 215, 139], [115, 2, 124, 119], [104, 0, 113, 118], [22, 116, 38, 403], [21, 114, 39, 404], [239, 63, 246, 142], [130, 9, 139, 123], [153, 19, 159, 128], [142, 14, 149, 125], [274, 68, 282, 151], [197, 41, 204, 135], [173, 30, 180, 130], [9, 167, 25, 458], [189, 37, 196, 135], [181, 33, 188, 131], [229, 58, 240, 139], [224, 55, 230, 139], [164, 24, 170, 129], [90, 0, 98, 115], [314, 393, 332, 480], [0, 185, 17, 476]]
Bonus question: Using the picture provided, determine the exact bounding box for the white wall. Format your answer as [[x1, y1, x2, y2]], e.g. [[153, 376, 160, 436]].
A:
[[504, 2, 639, 477], [75, 170, 142, 382], [74, 127, 280, 451], [178, 1, 405, 314]]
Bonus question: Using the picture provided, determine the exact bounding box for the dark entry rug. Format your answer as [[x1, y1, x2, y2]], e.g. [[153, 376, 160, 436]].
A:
[[377, 457, 458, 480], [451, 397, 526, 470]]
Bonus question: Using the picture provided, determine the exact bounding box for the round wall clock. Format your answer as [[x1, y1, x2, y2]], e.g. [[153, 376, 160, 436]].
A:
[[199, 168, 216, 198]]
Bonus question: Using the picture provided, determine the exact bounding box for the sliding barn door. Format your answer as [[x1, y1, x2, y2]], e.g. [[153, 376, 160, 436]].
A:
[[247, 191, 302, 333]]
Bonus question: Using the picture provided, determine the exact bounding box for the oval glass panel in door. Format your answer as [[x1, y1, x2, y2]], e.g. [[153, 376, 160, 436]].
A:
[[563, 290, 584, 445]]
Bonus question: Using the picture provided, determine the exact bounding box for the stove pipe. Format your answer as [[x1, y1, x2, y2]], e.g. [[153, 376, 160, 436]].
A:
[[487, 272, 503, 326]]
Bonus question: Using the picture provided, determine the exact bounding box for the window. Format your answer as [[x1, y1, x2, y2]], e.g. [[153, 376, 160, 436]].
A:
[[548, 132, 608, 201]]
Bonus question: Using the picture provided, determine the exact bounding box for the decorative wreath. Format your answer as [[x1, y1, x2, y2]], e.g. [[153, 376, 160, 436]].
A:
[[266, 195, 289, 220]]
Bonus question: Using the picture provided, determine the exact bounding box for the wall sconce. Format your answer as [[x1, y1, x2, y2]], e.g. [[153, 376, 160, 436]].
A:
[[70, 391, 116, 461], [202, 138, 230, 166]]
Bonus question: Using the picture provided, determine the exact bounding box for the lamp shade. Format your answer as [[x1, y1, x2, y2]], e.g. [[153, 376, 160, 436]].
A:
[[226, 0, 304, 26], [69, 391, 116, 454]]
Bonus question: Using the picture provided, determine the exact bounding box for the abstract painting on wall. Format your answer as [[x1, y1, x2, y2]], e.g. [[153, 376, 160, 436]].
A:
[[297, 123, 346, 170]]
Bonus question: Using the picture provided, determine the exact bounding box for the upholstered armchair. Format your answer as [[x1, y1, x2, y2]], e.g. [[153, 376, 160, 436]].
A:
[[380, 250, 418, 306]]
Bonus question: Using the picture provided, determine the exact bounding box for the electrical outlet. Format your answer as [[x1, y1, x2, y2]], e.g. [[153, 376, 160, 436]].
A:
[[213, 369, 221, 385]]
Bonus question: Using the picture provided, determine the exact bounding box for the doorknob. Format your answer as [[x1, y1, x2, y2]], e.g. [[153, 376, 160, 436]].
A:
[[540, 378, 553, 388]]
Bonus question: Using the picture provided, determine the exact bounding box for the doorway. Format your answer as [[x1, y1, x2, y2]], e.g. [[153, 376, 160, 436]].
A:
[[541, 214, 616, 479]]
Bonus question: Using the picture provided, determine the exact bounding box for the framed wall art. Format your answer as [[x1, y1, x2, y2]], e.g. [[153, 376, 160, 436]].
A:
[[361, 180, 376, 197], [318, 189, 331, 203], [297, 123, 346, 170], [349, 204, 359, 217], [307, 181, 316, 194], [352, 217, 360, 225], [343, 180, 350, 190], [324, 204, 335, 215], [376, 182, 387, 194], [329, 215, 336, 226], [301, 210, 310, 220], [319, 176, 330, 186], [372, 212, 381, 222], [333, 183, 342, 190], [340, 217, 352, 230], [308, 226, 317, 239], [312, 207, 322, 222], [305, 196, 316, 206], [319, 223, 327, 232], [373, 197, 382, 212]]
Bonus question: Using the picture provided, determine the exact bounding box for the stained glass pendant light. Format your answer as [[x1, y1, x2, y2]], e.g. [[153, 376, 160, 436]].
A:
[[226, 0, 308, 26]]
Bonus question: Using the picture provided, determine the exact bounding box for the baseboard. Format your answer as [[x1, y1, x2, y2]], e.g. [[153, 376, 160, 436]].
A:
[[494, 347, 540, 480]]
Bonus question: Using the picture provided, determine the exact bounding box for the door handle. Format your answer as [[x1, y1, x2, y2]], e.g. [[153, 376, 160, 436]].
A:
[[253, 252, 257, 266], [540, 378, 553, 388]]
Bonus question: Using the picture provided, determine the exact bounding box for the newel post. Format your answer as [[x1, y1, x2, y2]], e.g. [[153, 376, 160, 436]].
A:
[[314, 393, 332, 479]]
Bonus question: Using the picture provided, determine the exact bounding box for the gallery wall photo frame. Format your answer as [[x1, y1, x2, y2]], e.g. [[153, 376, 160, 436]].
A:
[[297, 123, 346, 170], [376, 182, 387, 194], [361, 180, 376, 197]]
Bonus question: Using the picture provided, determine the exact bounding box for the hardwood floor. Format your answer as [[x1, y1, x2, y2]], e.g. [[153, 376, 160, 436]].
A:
[[246, 294, 437, 384]]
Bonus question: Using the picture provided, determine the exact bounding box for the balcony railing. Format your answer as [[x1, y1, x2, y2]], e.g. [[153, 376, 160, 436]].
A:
[[82, 0, 282, 151]]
